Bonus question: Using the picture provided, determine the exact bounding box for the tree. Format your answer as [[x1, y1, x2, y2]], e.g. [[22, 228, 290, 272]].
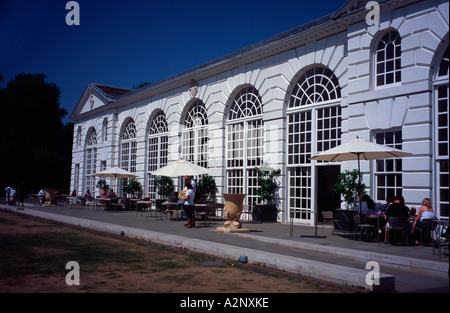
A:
[[196, 174, 217, 202], [0, 73, 73, 194], [122, 179, 142, 198], [154, 176, 175, 198], [333, 169, 366, 207], [255, 164, 281, 205]]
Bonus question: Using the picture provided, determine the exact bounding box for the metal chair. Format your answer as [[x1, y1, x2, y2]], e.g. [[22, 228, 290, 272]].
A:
[[321, 211, 335, 234], [213, 203, 225, 220], [241, 204, 253, 222], [387, 217, 409, 245], [432, 220, 449, 258], [195, 203, 214, 224], [112, 198, 127, 211], [416, 219, 434, 245], [353, 214, 375, 241]]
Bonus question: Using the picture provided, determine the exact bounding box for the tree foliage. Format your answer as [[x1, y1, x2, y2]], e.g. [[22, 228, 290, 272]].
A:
[[154, 176, 175, 198], [197, 174, 217, 202], [0, 73, 73, 194], [255, 165, 281, 204], [333, 169, 366, 206]]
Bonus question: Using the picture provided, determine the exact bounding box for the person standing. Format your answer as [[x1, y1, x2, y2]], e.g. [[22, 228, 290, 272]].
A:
[[17, 181, 26, 207], [184, 176, 197, 226], [183, 183, 195, 228], [184, 176, 197, 197], [38, 188, 46, 205], [5, 186, 12, 205]]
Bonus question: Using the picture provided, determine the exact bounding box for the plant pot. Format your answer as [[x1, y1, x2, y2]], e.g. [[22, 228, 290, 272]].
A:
[[333, 210, 357, 232], [222, 193, 246, 229], [253, 204, 278, 222]]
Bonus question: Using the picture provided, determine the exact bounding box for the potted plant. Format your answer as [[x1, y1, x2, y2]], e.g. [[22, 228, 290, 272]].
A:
[[96, 179, 109, 198], [122, 178, 142, 198], [154, 176, 175, 210], [197, 174, 217, 203], [253, 164, 281, 222], [333, 169, 366, 232], [333, 169, 366, 209]]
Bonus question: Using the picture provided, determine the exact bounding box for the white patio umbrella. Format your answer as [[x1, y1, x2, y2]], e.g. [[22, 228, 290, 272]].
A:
[[150, 159, 209, 177], [310, 136, 412, 232], [94, 167, 139, 179], [93, 167, 138, 195]]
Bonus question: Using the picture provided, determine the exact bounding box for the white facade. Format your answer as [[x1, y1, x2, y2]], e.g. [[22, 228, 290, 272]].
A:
[[70, 0, 449, 223]]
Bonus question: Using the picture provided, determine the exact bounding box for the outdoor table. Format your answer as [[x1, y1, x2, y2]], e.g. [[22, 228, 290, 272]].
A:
[[137, 200, 160, 218], [136, 200, 150, 216], [103, 198, 114, 211], [367, 214, 385, 243], [128, 199, 139, 211], [194, 203, 215, 224], [94, 198, 105, 211], [163, 201, 182, 220]]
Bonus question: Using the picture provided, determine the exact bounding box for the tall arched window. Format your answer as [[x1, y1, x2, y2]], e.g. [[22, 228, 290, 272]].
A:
[[147, 111, 168, 198], [226, 86, 263, 206], [288, 67, 342, 223], [182, 100, 208, 168], [375, 31, 402, 86], [121, 120, 137, 173], [434, 44, 449, 218], [85, 128, 97, 195]]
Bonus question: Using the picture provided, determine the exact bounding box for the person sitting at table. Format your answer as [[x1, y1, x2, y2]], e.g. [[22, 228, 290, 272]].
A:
[[107, 189, 117, 198], [410, 198, 435, 245], [384, 195, 410, 244], [382, 196, 393, 214], [183, 183, 195, 228], [399, 195, 411, 215], [82, 190, 92, 205], [356, 194, 376, 216], [70, 190, 80, 206]]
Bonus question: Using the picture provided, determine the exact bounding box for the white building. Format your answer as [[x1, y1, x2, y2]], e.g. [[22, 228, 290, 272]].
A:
[[70, 0, 449, 224]]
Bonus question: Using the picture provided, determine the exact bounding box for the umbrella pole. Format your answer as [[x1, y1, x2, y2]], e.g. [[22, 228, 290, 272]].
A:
[[357, 154, 363, 224]]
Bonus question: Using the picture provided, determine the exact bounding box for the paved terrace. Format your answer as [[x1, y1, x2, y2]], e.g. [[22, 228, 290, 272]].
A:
[[2, 202, 448, 293]]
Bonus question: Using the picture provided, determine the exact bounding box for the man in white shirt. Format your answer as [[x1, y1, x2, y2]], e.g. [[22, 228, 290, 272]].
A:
[[184, 176, 196, 198]]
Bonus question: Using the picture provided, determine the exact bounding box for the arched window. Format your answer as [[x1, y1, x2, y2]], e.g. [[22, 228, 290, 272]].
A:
[[148, 111, 168, 198], [287, 67, 342, 224], [85, 128, 97, 195], [226, 86, 263, 206], [121, 120, 137, 173], [182, 100, 208, 168], [290, 67, 341, 107], [375, 31, 402, 86], [229, 87, 263, 119], [434, 44, 449, 218]]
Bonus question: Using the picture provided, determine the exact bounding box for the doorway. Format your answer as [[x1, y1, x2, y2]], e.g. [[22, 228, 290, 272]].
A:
[[317, 165, 341, 221]]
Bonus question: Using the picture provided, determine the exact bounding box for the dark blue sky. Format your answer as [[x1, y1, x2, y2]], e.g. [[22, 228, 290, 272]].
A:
[[1, 0, 345, 122]]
